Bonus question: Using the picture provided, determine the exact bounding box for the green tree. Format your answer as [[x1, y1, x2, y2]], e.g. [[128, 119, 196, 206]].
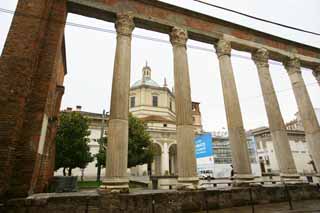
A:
[[95, 114, 153, 169], [95, 137, 107, 168], [128, 115, 153, 167], [55, 111, 94, 176]]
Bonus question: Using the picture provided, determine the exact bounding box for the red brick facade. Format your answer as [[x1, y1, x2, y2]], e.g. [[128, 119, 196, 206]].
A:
[[0, 0, 67, 199]]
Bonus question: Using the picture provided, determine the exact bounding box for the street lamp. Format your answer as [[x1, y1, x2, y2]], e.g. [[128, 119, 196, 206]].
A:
[[96, 109, 108, 182]]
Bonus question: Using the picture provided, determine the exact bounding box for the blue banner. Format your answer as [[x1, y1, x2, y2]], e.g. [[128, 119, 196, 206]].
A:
[[194, 133, 213, 158]]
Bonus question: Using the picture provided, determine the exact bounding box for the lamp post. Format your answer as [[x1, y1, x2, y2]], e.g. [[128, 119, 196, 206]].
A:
[[97, 109, 106, 182]]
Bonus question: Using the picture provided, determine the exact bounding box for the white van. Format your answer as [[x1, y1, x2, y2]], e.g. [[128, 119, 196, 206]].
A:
[[198, 170, 214, 179]]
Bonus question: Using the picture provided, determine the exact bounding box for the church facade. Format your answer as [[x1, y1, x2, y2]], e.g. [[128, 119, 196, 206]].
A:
[[129, 63, 203, 176], [56, 64, 203, 179]]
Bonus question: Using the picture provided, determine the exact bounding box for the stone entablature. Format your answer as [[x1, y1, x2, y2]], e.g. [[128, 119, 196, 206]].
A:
[[68, 0, 320, 68]]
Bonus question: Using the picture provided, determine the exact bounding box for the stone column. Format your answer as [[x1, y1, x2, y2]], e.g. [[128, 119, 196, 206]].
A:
[[161, 143, 170, 175], [214, 39, 253, 182], [313, 66, 320, 87], [170, 27, 199, 188], [252, 49, 299, 180], [284, 58, 320, 174], [161, 143, 169, 175], [154, 156, 162, 176], [101, 13, 134, 192]]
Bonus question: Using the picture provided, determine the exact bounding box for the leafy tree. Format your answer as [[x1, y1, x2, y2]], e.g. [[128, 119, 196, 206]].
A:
[[128, 115, 153, 167], [95, 137, 107, 168], [55, 111, 94, 176], [95, 114, 153, 169]]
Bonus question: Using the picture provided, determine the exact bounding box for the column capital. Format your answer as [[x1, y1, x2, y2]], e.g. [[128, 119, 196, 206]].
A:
[[170, 27, 188, 47], [215, 39, 231, 57], [115, 13, 135, 36], [284, 57, 301, 74], [252, 48, 269, 68]]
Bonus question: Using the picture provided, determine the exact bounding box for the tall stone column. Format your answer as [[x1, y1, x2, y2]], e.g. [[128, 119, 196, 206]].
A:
[[161, 143, 170, 175], [284, 58, 320, 174], [170, 27, 199, 188], [214, 39, 253, 182], [313, 66, 320, 87], [252, 49, 299, 180], [101, 13, 134, 192]]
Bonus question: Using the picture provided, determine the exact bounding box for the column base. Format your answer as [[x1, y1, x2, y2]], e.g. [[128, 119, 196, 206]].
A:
[[232, 174, 255, 187], [177, 176, 199, 190], [99, 178, 129, 193]]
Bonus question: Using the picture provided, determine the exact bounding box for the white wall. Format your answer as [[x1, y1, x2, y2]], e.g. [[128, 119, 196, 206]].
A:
[[256, 139, 314, 174]]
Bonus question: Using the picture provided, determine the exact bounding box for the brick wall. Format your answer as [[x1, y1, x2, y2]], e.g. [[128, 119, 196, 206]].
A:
[[0, 0, 67, 199], [35, 48, 66, 193], [1, 185, 320, 212]]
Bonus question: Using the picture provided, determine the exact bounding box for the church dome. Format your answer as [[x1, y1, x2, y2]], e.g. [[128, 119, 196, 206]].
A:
[[131, 79, 160, 87], [131, 62, 160, 88]]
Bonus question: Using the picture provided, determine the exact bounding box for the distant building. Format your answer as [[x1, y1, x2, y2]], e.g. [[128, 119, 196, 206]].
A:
[[129, 63, 203, 176], [291, 108, 320, 131], [211, 132, 261, 177], [55, 106, 108, 179], [250, 112, 318, 175]]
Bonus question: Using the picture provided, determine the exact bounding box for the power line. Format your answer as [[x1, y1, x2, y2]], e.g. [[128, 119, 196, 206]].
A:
[[0, 7, 317, 70], [206, 81, 319, 108], [0, 8, 319, 109], [0, 7, 312, 71], [1, 6, 316, 74], [192, 0, 320, 36]]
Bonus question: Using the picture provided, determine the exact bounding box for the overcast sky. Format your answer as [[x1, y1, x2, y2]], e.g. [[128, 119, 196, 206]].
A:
[[1, 0, 319, 132]]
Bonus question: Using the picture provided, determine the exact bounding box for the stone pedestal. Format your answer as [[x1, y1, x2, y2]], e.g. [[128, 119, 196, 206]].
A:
[[252, 48, 299, 181], [100, 13, 135, 193], [170, 27, 199, 189], [214, 39, 253, 182], [284, 57, 320, 175]]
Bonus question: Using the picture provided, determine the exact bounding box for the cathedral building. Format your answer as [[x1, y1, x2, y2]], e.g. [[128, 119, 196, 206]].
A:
[[57, 63, 203, 179], [129, 63, 203, 176]]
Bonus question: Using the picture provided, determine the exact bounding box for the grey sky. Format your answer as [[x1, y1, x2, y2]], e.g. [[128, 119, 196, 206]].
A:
[[0, 0, 319, 132]]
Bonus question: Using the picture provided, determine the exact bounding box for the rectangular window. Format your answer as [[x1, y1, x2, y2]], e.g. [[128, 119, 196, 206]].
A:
[[169, 100, 172, 110], [130, 96, 135, 108], [152, 96, 158, 107]]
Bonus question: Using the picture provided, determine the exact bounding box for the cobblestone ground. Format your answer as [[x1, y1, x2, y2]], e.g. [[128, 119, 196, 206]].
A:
[[199, 200, 320, 213]]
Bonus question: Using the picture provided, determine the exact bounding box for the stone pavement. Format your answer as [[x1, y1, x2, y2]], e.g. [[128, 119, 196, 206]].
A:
[[202, 199, 320, 213]]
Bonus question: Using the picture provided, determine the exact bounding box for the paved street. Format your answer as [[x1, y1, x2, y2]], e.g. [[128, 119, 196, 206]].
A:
[[200, 199, 320, 213]]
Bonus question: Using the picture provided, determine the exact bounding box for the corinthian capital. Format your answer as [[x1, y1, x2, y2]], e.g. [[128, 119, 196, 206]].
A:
[[284, 57, 301, 74], [215, 39, 231, 57], [115, 13, 135, 36], [252, 48, 269, 68], [170, 27, 188, 47]]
